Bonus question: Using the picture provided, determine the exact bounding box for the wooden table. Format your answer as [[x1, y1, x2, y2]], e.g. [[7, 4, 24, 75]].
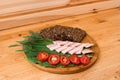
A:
[[0, 8, 120, 80]]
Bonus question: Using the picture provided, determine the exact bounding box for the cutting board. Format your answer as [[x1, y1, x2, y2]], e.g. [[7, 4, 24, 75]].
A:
[[0, 8, 120, 80], [32, 33, 99, 74]]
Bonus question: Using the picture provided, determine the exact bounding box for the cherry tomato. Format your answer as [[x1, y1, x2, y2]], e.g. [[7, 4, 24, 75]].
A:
[[60, 56, 70, 66], [37, 52, 49, 62], [80, 55, 90, 65], [70, 54, 80, 64], [48, 54, 60, 65]]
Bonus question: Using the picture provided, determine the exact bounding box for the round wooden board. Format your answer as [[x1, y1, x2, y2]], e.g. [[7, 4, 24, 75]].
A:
[[31, 34, 99, 74]]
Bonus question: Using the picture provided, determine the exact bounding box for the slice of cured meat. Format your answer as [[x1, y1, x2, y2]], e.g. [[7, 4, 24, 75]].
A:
[[47, 44, 61, 50], [47, 41, 94, 54], [82, 49, 93, 54]]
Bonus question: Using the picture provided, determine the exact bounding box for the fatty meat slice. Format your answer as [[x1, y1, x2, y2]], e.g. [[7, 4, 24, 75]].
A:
[[83, 43, 94, 48], [61, 46, 75, 54], [76, 45, 84, 54], [71, 43, 81, 47], [69, 45, 84, 54], [53, 41, 68, 46], [55, 46, 68, 52], [82, 49, 93, 54], [64, 41, 74, 46], [47, 44, 61, 50]]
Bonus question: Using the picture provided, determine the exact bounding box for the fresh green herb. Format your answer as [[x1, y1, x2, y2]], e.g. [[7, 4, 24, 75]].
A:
[[8, 44, 21, 47], [86, 54, 93, 58], [16, 50, 24, 52]]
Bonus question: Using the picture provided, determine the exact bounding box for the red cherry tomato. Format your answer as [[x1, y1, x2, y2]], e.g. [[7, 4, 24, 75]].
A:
[[80, 55, 90, 65], [48, 54, 60, 65], [60, 56, 70, 66], [70, 54, 80, 64], [37, 52, 49, 62]]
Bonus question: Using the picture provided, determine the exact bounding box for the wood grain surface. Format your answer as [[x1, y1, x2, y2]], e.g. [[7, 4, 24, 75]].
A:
[[0, 8, 120, 80], [70, 0, 106, 5], [0, 0, 104, 17], [0, 0, 119, 30], [0, 0, 70, 17]]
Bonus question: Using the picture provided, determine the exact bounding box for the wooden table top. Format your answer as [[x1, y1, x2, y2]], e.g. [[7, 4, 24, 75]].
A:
[[0, 8, 120, 80]]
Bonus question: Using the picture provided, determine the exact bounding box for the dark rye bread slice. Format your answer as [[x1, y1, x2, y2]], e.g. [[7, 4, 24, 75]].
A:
[[40, 25, 86, 42]]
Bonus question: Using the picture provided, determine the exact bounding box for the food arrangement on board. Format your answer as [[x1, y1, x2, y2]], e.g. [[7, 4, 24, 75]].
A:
[[10, 25, 99, 74]]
